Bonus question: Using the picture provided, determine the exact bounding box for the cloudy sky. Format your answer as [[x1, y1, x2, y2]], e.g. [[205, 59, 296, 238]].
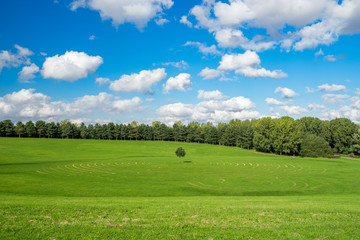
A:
[[1, 0, 360, 125]]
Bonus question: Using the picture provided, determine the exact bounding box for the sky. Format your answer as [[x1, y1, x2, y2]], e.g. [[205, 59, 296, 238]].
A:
[[0, 0, 360, 125]]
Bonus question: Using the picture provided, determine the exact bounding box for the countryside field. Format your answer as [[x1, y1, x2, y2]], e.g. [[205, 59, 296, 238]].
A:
[[1, 138, 359, 239]]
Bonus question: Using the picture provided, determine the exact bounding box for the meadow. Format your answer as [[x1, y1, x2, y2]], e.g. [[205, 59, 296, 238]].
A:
[[0, 138, 359, 239]]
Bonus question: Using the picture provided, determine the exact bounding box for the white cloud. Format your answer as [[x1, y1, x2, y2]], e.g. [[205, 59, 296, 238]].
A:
[[184, 41, 221, 55], [0, 45, 33, 72], [145, 98, 155, 102], [318, 83, 346, 92], [95, 77, 110, 86], [321, 97, 360, 123], [306, 87, 316, 93], [109, 68, 166, 93], [18, 63, 39, 83], [197, 90, 228, 100], [356, 88, 360, 96], [214, 28, 276, 51], [322, 94, 349, 104], [180, 15, 192, 28], [280, 105, 308, 115], [41, 51, 103, 82], [218, 51, 287, 78], [315, 48, 324, 57], [89, 35, 96, 40], [199, 67, 222, 80], [188, 0, 360, 51], [70, 0, 174, 30], [160, 60, 188, 69], [40, 52, 47, 56], [157, 96, 259, 125], [265, 98, 291, 106], [308, 103, 325, 112], [155, 17, 169, 26], [163, 73, 192, 93], [275, 87, 297, 98], [324, 54, 347, 62], [0, 89, 144, 122]]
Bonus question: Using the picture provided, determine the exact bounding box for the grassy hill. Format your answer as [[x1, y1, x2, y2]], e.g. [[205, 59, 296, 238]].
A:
[[1, 138, 359, 239]]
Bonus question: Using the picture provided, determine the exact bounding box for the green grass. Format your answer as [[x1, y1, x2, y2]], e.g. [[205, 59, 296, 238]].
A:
[[0, 138, 359, 239]]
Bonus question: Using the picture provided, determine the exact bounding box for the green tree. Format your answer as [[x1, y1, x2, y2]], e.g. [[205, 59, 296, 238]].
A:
[[15, 121, 25, 137], [25, 121, 36, 137], [253, 117, 273, 153], [330, 118, 357, 153], [60, 120, 73, 139], [271, 117, 301, 155], [2, 120, 15, 137], [46, 122, 57, 138], [300, 134, 333, 158], [35, 120, 46, 138], [175, 147, 186, 158], [79, 123, 89, 139]]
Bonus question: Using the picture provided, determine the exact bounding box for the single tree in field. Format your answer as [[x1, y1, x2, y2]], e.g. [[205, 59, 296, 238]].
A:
[[175, 147, 186, 158]]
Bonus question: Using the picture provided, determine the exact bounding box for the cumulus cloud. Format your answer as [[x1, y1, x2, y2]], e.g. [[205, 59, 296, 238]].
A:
[[217, 51, 287, 78], [163, 73, 192, 93], [18, 63, 39, 83], [275, 87, 297, 98], [265, 98, 292, 106], [280, 105, 308, 115], [180, 15, 192, 27], [322, 94, 349, 104], [0, 89, 144, 122], [197, 90, 228, 100], [70, 0, 174, 30], [89, 35, 96, 40], [318, 83, 346, 92], [321, 97, 360, 123], [356, 88, 360, 96], [215, 28, 276, 51], [184, 41, 221, 55], [41, 51, 103, 82], [109, 68, 166, 93], [95, 77, 110, 86], [187, 0, 360, 51], [157, 96, 259, 125], [199, 67, 222, 80], [0, 45, 33, 73], [308, 103, 325, 112]]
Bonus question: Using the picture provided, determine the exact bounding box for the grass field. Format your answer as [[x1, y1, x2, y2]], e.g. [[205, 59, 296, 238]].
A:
[[0, 138, 359, 239]]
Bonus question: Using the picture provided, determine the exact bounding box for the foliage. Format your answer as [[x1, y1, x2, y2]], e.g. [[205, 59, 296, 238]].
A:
[[175, 147, 186, 158], [0, 116, 359, 157], [300, 134, 333, 158]]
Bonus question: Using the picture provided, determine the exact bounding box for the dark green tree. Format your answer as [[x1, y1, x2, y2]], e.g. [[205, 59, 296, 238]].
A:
[[300, 134, 333, 158], [35, 120, 46, 138], [15, 121, 25, 137], [25, 121, 36, 137], [175, 147, 186, 158]]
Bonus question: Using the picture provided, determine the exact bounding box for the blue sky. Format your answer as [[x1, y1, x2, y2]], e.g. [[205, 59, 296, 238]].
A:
[[1, 0, 360, 125]]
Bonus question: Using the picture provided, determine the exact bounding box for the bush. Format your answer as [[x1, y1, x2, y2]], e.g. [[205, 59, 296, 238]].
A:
[[300, 134, 333, 158], [175, 147, 186, 158]]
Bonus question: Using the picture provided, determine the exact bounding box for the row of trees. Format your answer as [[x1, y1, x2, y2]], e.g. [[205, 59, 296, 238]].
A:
[[1, 117, 359, 157]]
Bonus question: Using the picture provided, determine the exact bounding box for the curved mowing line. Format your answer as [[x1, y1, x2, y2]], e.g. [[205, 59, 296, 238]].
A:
[[36, 170, 48, 174], [256, 163, 259, 167], [220, 178, 226, 183], [277, 164, 281, 169], [187, 182, 206, 188], [289, 164, 296, 168], [300, 181, 309, 188], [284, 165, 288, 168], [291, 181, 297, 188], [321, 168, 327, 173], [198, 182, 214, 187]]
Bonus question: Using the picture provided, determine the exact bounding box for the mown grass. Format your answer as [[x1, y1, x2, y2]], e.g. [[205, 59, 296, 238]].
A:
[[0, 138, 359, 239]]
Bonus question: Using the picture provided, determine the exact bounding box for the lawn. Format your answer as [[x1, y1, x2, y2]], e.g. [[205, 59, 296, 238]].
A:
[[0, 138, 359, 239]]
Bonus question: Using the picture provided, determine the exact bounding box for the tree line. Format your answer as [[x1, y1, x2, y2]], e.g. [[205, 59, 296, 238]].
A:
[[1, 117, 359, 157]]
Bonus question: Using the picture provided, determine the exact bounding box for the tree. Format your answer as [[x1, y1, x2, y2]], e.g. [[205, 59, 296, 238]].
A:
[[3, 120, 15, 137], [253, 117, 273, 153], [175, 147, 186, 158], [35, 120, 46, 138], [300, 134, 333, 158], [330, 118, 357, 153], [15, 121, 25, 137], [25, 121, 36, 137]]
